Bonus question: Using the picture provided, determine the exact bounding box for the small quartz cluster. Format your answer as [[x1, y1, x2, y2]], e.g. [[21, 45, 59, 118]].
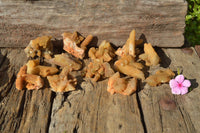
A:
[[24, 36, 53, 59], [83, 40, 115, 82], [107, 72, 137, 95], [16, 65, 44, 90], [62, 31, 93, 59]]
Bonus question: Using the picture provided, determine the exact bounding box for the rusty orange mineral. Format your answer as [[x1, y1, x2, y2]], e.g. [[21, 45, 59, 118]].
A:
[[62, 31, 93, 59]]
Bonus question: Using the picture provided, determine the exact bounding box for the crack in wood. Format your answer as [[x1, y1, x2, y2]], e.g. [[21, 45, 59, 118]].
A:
[[136, 87, 147, 133], [158, 104, 164, 133], [95, 84, 102, 133], [47, 92, 56, 133], [175, 96, 196, 133], [0, 73, 15, 102], [0, 83, 26, 132], [0, 50, 8, 67], [52, 95, 66, 115], [73, 124, 79, 133], [0, 53, 13, 100], [14, 90, 26, 133]]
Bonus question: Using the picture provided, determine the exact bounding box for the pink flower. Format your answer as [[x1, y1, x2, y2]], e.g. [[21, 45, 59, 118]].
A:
[[169, 75, 191, 95]]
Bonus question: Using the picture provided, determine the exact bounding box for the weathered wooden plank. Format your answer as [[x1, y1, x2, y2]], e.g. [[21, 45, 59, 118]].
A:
[[0, 49, 54, 133], [0, 48, 144, 133], [0, 0, 187, 48], [138, 48, 200, 133], [195, 45, 200, 57], [1, 47, 199, 133], [49, 79, 144, 133], [164, 48, 200, 132]]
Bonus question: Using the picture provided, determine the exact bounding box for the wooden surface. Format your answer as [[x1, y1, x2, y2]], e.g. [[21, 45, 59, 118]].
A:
[[0, 47, 200, 133], [139, 48, 200, 133], [0, 0, 187, 48], [0, 49, 54, 133], [0, 1, 198, 133]]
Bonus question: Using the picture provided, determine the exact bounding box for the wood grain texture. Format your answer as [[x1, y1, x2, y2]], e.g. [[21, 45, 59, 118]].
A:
[[49, 79, 144, 133], [0, 0, 187, 48], [0, 49, 54, 133], [138, 48, 200, 133], [195, 45, 200, 57], [0, 47, 200, 133]]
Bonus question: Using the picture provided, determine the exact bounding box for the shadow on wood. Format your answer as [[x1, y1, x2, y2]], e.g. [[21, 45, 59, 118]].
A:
[[188, 79, 199, 93], [0, 51, 10, 88], [156, 48, 171, 68], [0, 51, 15, 103]]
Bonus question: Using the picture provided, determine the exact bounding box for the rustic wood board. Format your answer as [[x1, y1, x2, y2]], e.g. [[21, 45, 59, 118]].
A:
[[0, 47, 200, 133], [0, 48, 144, 133], [0, 0, 187, 48], [139, 48, 200, 133], [0, 49, 54, 133], [49, 80, 144, 133]]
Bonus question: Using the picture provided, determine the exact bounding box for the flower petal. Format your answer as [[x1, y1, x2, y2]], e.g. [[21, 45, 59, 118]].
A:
[[180, 87, 188, 95], [175, 75, 184, 84], [171, 87, 181, 95], [169, 79, 178, 89], [182, 80, 191, 87]]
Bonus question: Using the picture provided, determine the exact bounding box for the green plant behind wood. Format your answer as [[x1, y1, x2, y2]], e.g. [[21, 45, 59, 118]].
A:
[[185, 0, 200, 46]]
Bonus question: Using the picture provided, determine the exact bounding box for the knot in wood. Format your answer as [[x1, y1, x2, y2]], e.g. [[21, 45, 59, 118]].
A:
[[159, 97, 176, 111]]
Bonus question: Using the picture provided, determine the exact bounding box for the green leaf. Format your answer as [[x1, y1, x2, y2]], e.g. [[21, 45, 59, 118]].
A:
[[186, 15, 193, 21], [188, 87, 193, 92], [185, 0, 200, 46]]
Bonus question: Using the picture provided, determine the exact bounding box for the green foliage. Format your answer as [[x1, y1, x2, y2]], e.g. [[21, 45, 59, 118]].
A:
[[188, 87, 193, 92], [185, 0, 200, 46]]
